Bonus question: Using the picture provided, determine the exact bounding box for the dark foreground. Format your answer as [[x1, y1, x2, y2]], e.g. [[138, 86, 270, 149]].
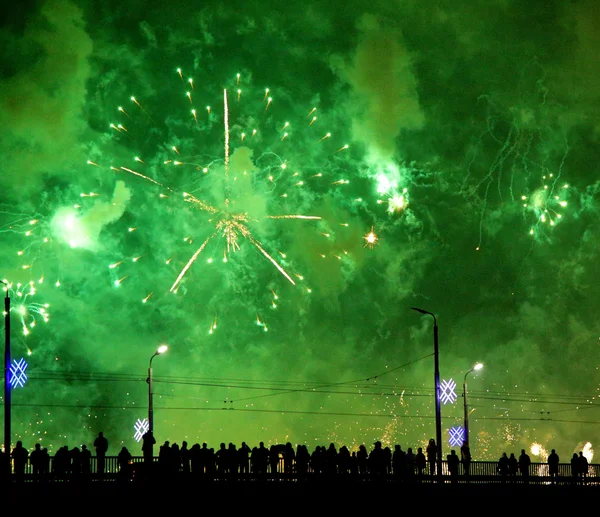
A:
[[6, 476, 600, 509]]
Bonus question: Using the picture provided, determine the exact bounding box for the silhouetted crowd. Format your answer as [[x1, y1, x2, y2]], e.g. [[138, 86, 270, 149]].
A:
[[1, 431, 594, 485]]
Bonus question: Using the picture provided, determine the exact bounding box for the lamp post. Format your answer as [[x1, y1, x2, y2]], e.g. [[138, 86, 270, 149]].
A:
[[463, 362, 483, 450], [147, 344, 168, 442], [1, 280, 10, 471], [411, 307, 442, 480]]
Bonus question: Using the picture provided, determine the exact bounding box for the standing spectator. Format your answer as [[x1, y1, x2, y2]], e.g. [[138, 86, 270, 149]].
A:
[[216, 442, 228, 476], [81, 444, 92, 476], [415, 447, 426, 477], [460, 443, 472, 476], [405, 447, 415, 479], [497, 452, 509, 481], [447, 450, 460, 483], [518, 449, 531, 482], [548, 449, 559, 483], [570, 453, 579, 482], [368, 441, 385, 478], [180, 441, 190, 474], [357, 445, 368, 479], [337, 445, 351, 476], [93, 431, 109, 475], [578, 451, 588, 484], [117, 446, 132, 479], [508, 453, 518, 480], [283, 442, 296, 475], [70, 446, 82, 478], [11, 441, 29, 480], [141, 430, 156, 466], [41, 448, 50, 476], [426, 439, 437, 476], [30, 443, 43, 477], [295, 444, 309, 478], [238, 442, 251, 475], [325, 443, 338, 476], [392, 445, 406, 480]]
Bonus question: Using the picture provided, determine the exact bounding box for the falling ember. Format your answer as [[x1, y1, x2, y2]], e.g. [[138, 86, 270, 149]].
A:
[[142, 293, 153, 303], [209, 314, 218, 334], [363, 226, 379, 249]]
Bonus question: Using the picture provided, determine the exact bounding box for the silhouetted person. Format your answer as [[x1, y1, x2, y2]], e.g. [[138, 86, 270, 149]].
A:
[[283, 442, 296, 475], [508, 453, 518, 480], [142, 430, 156, 466], [357, 445, 368, 479], [216, 442, 228, 476], [180, 441, 190, 474], [369, 441, 385, 479], [93, 431, 108, 474], [349, 451, 359, 478], [447, 450, 460, 483], [41, 448, 50, 476], [338, 445, 351, 476], [53, 445, 69, 479], [295, 445, 310, 478], [170, 443, 181, 474], [70, 447, 82, 478], [198, 442, 210, 475], [392, 445, 406, 480], [415, 447, 426, 477], [426, 439, 437, 476], [81, 444, 91, 476], [326, 443, 339, 476], [238, 442, 251, 475], [460, 443, 472, 476], [571, 453, 579, 482], [30, 443, 43, 477], [578, 452, 588, 484], [11, 441, 29, 481], [405, 447, 415, 479], [117, 446, 132, 479], [227, 442, 238, 476], [497, 452, 509, 481], [158, 440, 170, 473], [253, 442, 269, 476], [518, 449, 531, 482], [548, 449, 559, 483]]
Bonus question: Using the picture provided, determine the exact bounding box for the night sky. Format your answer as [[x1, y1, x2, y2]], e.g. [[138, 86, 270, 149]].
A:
[[1, 0, 599, 461]]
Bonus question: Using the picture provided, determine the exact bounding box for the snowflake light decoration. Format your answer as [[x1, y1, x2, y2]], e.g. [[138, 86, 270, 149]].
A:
[[134, 418, 149, 442], [448, 426, 465, 447], [439, 378, 457, 405], [9, 358, 28, 389]]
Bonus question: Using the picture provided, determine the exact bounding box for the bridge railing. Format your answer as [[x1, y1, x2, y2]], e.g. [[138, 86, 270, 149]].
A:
[[6, 456, 598, 484]]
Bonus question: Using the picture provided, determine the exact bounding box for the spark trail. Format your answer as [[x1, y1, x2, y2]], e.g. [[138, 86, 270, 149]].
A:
[[91, 70, 356, 325]]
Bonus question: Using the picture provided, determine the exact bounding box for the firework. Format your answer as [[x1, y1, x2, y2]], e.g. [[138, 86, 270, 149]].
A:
[[1, 280, 50, 338], [88, 69, 356, 327], [363, 227, 379, 249]]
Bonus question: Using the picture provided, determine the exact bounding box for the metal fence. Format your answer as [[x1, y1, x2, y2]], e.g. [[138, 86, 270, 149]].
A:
[[6, 456, 599, 485]]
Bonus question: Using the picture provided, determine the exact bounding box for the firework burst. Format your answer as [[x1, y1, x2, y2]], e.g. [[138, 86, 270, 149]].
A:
[[87, 68, 356, 329]]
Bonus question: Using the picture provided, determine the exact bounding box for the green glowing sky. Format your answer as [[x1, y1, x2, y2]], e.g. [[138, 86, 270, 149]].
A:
[[1, 0, 599, 461]]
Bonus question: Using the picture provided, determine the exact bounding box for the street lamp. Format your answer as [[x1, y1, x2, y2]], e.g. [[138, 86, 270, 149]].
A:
[[463, 362, 483, 450], [1, 280, 10, 471], [411, 307, 442, 480], [148, 344, 168, 438]]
